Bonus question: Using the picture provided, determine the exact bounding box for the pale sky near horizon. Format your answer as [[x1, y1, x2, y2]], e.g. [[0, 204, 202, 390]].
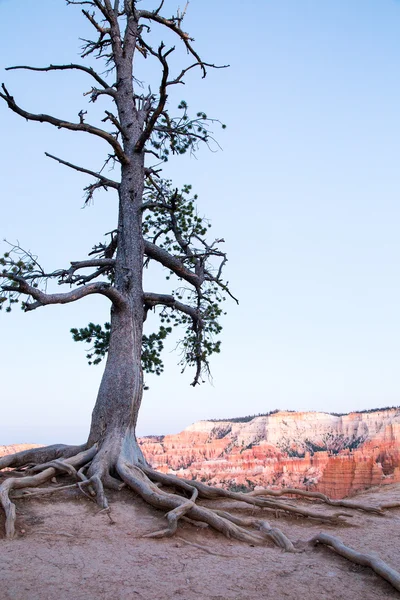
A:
[[0, 0, 400, 445]]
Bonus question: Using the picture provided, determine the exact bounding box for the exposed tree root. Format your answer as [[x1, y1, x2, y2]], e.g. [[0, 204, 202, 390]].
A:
[[1, 444, 400, 595], [249, 487, 385, 514], [11, 484, 78, 499], [141, 467, 352, 524], [212, 509, 298, 552], [142, 486, 198, 539], [0, 444, 86, 471], [0, 446, 96, 539], [78, 474, 108, 508], [380, 501, 400, 510], [181, 516, 209, 528], [28, 459, 81, 478], [309, 533, 400, 593]]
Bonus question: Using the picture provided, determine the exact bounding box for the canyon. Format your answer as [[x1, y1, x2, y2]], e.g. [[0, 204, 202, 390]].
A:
[[139, 408, 400, 499], [1, 408, 399, 500]]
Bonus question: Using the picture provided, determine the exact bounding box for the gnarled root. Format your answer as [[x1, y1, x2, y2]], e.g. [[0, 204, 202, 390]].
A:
[[117, 457, 272, 545], [78, 474, 108, 509], [141, 467, 351, 524], [309, 533, 400, 593], [0, 446, 97, 539], [212, 509, 298, 552], [143, 487, 198, 539], [0, 444, 86, 472], [249, 487, 384, 515]]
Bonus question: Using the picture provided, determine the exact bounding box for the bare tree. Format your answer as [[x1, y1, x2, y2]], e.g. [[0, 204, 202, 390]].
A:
[[0, 3, 400, 593]]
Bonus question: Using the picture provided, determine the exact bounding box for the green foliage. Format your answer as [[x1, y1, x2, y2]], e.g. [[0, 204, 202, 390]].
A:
[[70, 322, 110, 366], [207, 409, 290, 423], [0, 245, 42, 313], [142, 181, 211, 250], [330, 406, 400, 416], [149, 101, 226, 162], [156, 295, 223, 380], [142, 180, 228, 380], [142, 326, 172, 375], [208, 406, 400, 424], [71, 322, 172, 375]]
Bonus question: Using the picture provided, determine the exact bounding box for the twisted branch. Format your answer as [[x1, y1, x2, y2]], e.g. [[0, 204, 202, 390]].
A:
[[0, 85, 128, 164]]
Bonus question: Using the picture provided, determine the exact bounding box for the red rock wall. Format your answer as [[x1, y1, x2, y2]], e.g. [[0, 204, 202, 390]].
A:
[[140, 411, 400, 499]]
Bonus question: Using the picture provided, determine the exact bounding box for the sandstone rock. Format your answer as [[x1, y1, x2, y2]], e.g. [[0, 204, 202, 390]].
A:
[[0, 443, 41, 457], [140, 408, 400, 499]]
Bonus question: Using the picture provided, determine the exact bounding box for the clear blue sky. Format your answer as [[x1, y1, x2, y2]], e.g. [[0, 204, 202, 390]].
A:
[[0, 0, 399, 445]]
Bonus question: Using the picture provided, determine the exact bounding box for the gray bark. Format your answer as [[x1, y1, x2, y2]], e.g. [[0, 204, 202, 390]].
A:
[[86, 14, 146, 462]]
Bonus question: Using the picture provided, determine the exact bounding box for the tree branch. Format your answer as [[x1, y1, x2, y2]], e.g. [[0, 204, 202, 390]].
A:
[[134, 42, 173, 153], [144, 292, 202, 322], [153, 0, 165, 16], [0, 85, 128, 164], [144, 240, 201, 288], [2, 277, 125, 310], [44, 153, 119, 189], [60, 258, 116, 285], [6, 64, 114, 93], [137, 9, 229, 79], [89, 0, 122, 59], [144, 290, 205, 386], [82, 9, 111, 35]]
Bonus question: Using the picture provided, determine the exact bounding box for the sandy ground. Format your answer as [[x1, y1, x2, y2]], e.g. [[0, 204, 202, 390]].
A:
[[1, 483, 399, 600]]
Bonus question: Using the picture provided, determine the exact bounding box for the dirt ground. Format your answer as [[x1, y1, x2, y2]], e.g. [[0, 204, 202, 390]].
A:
[[1, 483, 399, 600]]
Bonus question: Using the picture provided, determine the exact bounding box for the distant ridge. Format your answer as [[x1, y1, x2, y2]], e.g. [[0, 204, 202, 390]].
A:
[[206, 406, 400, 424]]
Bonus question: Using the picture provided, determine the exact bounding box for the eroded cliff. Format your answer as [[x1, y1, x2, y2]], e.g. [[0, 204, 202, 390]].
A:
[[140, 409, 400, 499]]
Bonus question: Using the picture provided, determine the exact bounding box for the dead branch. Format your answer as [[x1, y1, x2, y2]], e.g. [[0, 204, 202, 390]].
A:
[[138, 9, 228, 79], [144, 240, 202, 288], [6, 64, 114, 93], [45, 153, 119, 189], [59, 258, 115, 285], [134, 42, 173, 153], [0, 85, 128, 164]]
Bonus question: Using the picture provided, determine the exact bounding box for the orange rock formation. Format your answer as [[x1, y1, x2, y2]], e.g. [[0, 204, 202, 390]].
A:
[[140, 409, 400, 499], [0, 444, 41, 457]]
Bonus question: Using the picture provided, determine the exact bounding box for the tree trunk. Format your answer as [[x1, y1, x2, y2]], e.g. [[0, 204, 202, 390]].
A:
[[85, 17, 147, 472], [87, 304, 143, 440], [87, 152, 146, 472]]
